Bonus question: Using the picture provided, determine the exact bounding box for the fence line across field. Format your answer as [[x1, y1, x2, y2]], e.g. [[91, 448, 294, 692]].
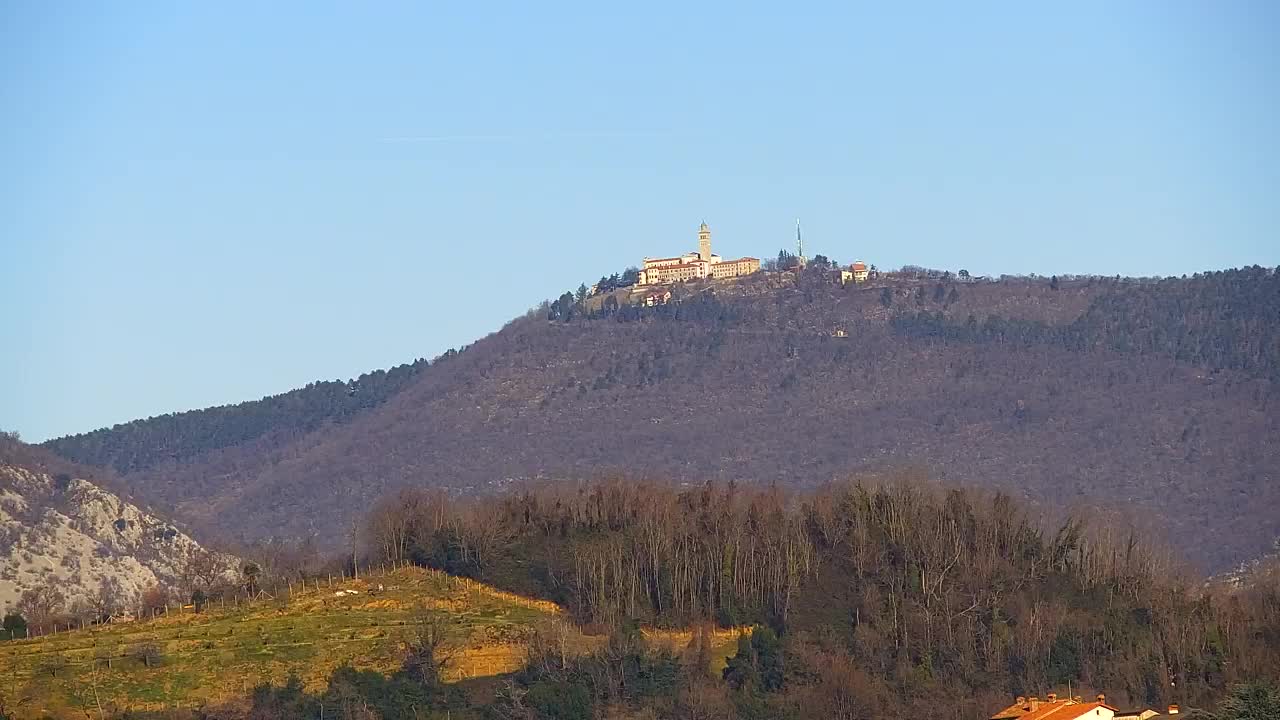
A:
[[1, 562, 420, 643]]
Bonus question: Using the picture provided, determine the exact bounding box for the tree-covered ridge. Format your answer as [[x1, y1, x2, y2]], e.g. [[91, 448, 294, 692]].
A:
[[1076, 266, 1280, 377], [892, 266, 1280, 381], [360, 478, 1280, 716], [42, 359, 429, 474]]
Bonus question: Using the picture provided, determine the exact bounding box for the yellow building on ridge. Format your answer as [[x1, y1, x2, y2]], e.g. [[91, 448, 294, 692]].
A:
[[636, 223, 760, 286]]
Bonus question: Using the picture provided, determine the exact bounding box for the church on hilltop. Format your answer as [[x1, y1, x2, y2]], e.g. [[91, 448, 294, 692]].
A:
[[636, 223, 761, 286]]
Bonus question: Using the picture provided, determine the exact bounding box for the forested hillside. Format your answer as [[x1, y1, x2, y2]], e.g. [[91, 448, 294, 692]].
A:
[[44, 360, 428, 474], [351, 477, 1280, 718], [893, 265, 1280, 380], [43, 267, 1280, 571]]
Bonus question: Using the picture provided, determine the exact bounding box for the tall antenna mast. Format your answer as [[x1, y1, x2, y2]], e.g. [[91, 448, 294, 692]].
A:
[[795, 218, 804, 260]]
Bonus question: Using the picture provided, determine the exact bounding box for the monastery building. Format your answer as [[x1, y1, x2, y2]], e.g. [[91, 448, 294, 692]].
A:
[[636, 223, 760, 286]]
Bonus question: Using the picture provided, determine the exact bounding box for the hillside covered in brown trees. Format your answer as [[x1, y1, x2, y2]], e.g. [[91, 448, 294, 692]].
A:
[[44, 266, 1280, 572], [345, 477, 1280, 718]]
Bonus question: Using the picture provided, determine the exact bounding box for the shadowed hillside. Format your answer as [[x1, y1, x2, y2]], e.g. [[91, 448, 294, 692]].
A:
[[44, 267, 1280, 571], [44, 360, 429, 475]]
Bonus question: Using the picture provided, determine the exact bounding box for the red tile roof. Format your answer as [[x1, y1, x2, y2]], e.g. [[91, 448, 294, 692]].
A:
[[1042, 702, 1114, 720], [992, 700, 1115, 720]]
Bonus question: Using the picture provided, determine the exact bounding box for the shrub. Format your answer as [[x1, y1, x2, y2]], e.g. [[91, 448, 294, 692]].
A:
[[132, 642, 163, 668]]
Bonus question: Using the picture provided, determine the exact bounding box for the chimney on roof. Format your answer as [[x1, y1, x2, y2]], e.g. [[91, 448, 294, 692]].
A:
[[1096, 694, 1106, 704], [1073, 696, 1083, 703], [1016, 696, 1026, 705], [1168, 704, 1180, 714], [1047, 693, 1057, 702], [1029, 697, 1040, 711]]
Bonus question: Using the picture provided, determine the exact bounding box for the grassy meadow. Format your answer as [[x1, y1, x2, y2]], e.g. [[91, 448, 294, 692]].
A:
[[0, 566, 747, 718]]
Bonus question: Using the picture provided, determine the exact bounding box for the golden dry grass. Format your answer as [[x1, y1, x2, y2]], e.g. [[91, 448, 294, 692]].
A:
[[0, 566, 559, 716], [0, 566, 745, 717]]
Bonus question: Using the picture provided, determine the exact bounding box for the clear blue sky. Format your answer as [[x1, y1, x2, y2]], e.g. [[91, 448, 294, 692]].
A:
[[2, 2, 1277, 442]]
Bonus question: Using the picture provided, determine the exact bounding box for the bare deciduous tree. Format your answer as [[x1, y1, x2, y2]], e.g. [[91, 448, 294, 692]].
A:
[[90, 577, 128, 623], [17, 585, 65, 629], [180, 545, 232, 595], [401, 611, 456, 688]]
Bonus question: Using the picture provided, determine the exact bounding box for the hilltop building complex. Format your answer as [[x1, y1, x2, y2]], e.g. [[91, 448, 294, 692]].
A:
[[636, 223, 760, 286]]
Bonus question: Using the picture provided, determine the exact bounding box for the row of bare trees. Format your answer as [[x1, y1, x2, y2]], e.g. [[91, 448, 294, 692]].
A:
[[362, 480, 813, 627]]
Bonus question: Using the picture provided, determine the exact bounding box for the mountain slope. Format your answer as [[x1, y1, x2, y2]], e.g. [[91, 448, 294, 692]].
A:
[[44, 268, 1280, 571], [43, 360, 428, 475], [0, 438, 233, 615]]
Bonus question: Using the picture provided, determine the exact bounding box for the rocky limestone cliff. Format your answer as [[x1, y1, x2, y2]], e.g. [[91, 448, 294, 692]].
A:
[[0, 463, 233, 614]]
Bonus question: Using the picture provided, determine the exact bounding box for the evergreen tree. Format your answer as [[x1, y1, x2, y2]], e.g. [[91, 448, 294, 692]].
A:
[[1217, 683, 1280, 720], [1, 612, 26, 640], [723, 626, 784, 693], [242, 562, 261, 595]]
